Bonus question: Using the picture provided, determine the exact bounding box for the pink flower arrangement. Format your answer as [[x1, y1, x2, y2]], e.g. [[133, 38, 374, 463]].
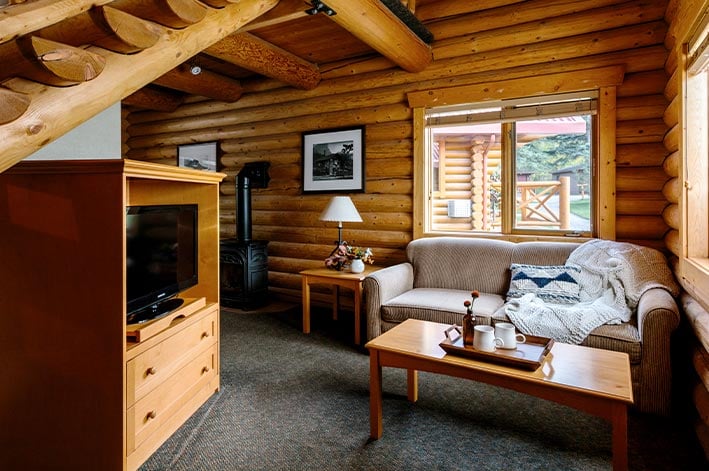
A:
[[324, 242, 374, 270]]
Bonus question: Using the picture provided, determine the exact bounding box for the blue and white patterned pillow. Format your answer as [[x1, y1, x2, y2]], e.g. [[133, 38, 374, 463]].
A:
[[507, 264, 581, 304]]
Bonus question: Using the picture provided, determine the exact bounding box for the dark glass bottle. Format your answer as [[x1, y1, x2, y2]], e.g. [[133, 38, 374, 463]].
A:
[[462, 302, 475, 346]]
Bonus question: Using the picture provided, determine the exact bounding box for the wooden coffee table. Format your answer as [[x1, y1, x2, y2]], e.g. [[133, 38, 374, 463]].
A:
[[365, 319, 634, 471]]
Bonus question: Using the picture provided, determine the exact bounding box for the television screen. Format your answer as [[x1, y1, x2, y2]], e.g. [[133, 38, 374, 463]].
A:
[[126, 204, 198, 323]]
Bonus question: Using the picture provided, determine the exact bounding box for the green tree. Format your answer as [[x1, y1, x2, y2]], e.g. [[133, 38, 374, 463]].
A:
[[516, 116, 591, 181]]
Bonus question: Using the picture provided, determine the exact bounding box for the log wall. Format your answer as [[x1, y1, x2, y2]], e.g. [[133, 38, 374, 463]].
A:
[[124, 0, 673, 303]]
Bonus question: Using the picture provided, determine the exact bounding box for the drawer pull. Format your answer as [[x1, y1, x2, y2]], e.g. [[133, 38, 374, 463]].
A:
[[201, 331, 209, 339], [146, 366, 157, 376], [201, 366, 210, 374], [146, 410, 156, 420]]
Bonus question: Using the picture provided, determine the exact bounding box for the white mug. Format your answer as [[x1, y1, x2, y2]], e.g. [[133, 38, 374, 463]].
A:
[[494, 322, 526, 349], [473, 325, 504, 352]]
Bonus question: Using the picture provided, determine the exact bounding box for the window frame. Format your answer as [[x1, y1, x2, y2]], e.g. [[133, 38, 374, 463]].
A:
[[409, 68, 619, 242], [680, 13, 709, 307]]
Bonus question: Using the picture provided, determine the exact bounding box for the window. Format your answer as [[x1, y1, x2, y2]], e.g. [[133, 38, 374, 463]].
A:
[[422, 92, 597, 237], [682, 14, 709, 303]]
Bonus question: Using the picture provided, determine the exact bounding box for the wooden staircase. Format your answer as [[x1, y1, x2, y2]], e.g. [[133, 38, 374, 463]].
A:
[[0, 0, 279, 173], [0, 0, 432, 174]]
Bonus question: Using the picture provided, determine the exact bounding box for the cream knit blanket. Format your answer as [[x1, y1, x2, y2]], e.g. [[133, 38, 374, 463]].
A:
[[505, 239, 679, 344]]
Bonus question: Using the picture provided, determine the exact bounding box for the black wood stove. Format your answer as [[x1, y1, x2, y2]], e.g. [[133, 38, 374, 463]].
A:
[[220, 162, 270, 309]]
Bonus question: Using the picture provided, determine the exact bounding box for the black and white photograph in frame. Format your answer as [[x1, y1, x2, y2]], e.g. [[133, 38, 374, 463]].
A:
[[302, 126, 365, 193], [177, 142, 218, 172]]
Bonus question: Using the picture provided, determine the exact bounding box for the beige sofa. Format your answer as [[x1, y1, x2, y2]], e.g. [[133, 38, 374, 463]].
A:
[[363, 237, 680, 415]]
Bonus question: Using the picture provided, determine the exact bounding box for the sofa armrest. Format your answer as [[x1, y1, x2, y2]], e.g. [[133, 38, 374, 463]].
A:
[[636, 287, 680, 340], [634, 287, 680, 415], [363, 263, 414, 341]]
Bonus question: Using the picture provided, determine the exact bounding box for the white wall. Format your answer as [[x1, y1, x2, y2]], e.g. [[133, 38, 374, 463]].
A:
[[26, 103, 122, 160]]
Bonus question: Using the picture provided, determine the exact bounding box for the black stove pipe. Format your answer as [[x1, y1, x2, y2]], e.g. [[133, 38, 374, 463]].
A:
[[236, 162, 270, 243], [237, 174, 252, 242]]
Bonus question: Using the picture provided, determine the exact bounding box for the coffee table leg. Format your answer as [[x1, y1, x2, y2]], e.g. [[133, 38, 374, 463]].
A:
[[407, 369, 418, 402], [611, 403, 628, 471], [369, 349, 383, 439]]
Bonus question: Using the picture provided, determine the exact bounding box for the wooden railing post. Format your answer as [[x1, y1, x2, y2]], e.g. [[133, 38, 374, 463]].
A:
[[559, 176, 570, 230]]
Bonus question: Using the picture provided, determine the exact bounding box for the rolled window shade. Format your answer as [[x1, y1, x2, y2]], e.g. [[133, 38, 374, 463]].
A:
[[425, 91, 598, 127], [688, 13, 709, 75]]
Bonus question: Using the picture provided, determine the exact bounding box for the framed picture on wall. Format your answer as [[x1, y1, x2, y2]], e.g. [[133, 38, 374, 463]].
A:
[[302, 126, 365, 193], [177, 142, 218, 171]]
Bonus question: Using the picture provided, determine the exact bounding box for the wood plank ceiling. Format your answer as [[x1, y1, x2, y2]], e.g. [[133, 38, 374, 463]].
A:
[[0, 0, 433, 173]]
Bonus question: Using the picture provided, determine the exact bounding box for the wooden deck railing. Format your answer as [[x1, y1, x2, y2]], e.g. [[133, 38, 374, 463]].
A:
[[489, 176, 571, 230]]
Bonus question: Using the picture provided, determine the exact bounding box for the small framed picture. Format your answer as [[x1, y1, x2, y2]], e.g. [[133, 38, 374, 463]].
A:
[[302, 126, 365, 193], [177, 142, 218, 171]]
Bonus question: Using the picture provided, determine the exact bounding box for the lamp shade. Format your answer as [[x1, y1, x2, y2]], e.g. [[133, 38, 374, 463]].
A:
[[319, 196, 362, 223]]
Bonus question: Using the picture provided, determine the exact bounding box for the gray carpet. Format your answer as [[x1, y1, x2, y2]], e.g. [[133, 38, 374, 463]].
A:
[[140, 306, 707, 470]]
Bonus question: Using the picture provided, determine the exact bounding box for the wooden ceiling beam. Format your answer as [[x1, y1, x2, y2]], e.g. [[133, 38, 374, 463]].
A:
[[123, 86, 185, 112], [321, 0, 431, 72], [200, 0, 241, 7], [0, 36, 106, 86], [0, 0, 114, 44], [154, 64, 244, 102], [238, 0, 308, 32], [35, 7, 163, 54], [0, 87, 30, 125], [206, 32, 320, 90], [109, 0, 208, 29], [0, 0, 279, 172]]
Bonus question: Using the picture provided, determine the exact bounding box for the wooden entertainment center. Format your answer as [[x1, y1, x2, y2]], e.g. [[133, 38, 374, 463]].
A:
[[0, 159, 224, 470]]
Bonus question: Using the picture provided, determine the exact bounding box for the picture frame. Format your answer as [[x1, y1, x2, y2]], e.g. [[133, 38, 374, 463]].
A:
[[302, 126, 365, 193], [177, 142, 218, 172]]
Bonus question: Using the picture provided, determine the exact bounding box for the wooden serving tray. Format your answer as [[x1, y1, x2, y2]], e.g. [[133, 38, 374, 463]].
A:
[[439, 326, 554, 371]]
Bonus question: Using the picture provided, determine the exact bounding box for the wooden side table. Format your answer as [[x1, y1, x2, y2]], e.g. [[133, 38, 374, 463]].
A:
[[300, 266, 380, 344]]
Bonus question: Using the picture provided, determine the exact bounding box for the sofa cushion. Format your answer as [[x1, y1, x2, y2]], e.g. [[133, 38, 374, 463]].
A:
[[407, 237, 515, 294], [381, 288, 505, 326], [510, 241, 580, 266], [507, 264, 581, 304]]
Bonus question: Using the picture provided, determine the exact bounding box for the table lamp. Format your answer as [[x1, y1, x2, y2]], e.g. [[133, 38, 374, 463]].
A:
[[319, 196, 362, 247]]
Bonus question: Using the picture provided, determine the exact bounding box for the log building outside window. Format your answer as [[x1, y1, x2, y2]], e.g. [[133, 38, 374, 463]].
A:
[[421, 92, 597, 237]]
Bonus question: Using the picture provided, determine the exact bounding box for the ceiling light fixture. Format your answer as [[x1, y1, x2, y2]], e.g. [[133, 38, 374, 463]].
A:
[[189, 64, 202, 75], [305, 1, 336, 16]]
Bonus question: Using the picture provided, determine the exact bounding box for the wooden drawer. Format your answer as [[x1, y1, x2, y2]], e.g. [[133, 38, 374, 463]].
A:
[[126, 307, 217, 406], [126, 343, 217, 453]]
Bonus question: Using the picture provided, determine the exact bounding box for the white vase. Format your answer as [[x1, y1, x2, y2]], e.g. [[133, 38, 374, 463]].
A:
[[350, 258, 365, 273]]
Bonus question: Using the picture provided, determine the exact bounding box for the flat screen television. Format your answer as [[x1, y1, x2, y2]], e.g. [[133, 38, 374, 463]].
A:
[[125, 204, 198, 324]]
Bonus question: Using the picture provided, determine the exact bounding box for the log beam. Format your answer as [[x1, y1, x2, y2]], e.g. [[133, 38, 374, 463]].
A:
[[322, 0, 431, 72], [0, 87, 30, 124], [0, 36, 106, 86], [205, 32, 320, 90], [154, 64, 243, 102], [123, 86, 185, 112], [200, 0, 240, 8], [237, 0, 308, 32], [0, 0, 114, 44], [35, 7, 163, 54], [0, 0, 279, 173], [109, 0, 208, 29], [93, 6, 164, 52]]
